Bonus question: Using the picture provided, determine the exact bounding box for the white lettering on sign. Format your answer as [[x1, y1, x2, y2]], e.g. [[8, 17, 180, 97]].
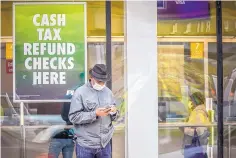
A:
[[37, 28, 61, 41], [224, 20, 229, 32], [8, 61, 13, 67], [169, 19, 236, 35], [22, 13, 77, 85], [24, 57, 74, 71], [171, 23, 178, 34], [33, 72, 66, 85], [201, 21, 204, 32], [33, 14, 66, 26], [6, 60, 13, 73], [24, 43, 75, 56], [24, 57, 32, 70], [206, 21, 211, 32], [196, 43, 200, 49], [175, 0, 185, 4], [197, 22, 200, 33], [184, 23, 191, 34]]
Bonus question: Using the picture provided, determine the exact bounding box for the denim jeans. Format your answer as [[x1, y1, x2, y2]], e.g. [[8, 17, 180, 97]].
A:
[[76, 141, 111, 158], [48, 139, 74, 158]]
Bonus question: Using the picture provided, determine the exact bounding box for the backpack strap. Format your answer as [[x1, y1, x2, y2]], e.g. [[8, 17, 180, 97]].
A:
[[193, 128, 201, 146]]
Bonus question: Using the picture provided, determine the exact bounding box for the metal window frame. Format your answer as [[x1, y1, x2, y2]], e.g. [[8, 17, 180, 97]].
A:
[[216, 1, 224, 158]]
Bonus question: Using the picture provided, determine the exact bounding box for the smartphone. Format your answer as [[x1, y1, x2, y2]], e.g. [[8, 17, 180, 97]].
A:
[[103, 107, 111, 113]]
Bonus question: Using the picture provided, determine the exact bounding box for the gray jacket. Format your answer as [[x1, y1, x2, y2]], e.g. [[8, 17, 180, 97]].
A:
[[69, 82, 119, 149]]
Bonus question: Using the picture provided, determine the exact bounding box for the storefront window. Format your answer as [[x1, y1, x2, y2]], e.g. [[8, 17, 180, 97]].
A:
[[157, 1, 218, 157], [4, 1, 236, 157], [1, 1, 125, 158], [222, 2, 236, 157]]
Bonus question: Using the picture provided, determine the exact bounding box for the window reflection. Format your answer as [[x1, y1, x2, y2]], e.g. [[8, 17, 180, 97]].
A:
[[209, 43, 236, 118], [88, 43, 106, 69]]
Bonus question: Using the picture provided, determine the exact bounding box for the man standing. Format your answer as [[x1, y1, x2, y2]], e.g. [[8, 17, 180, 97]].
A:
[[69, 64, 119, 158]]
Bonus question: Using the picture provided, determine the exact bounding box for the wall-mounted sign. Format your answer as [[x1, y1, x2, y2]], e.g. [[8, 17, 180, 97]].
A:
[[6, 42, 13, 59], [13, 2, 87, 102], [157, 1, 236, 36], [190, 42, 204, 59], [157, 17, 236, 36], [157, 1, 210, 20], [6, 59, 13, 74]]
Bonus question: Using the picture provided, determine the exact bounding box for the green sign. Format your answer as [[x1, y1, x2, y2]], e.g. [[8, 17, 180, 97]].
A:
[[13, 3, 87, 102]]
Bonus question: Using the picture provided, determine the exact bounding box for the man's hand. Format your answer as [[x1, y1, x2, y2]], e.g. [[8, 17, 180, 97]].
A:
[[95, 108, 110, 117], [110, 106, 117, 113]]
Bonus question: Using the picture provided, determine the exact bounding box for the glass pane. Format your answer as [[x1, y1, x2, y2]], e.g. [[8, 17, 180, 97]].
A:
[[24, 126, 74, 157], [88, 42, 106, 69], [157, 1, 217, 157], [1, 43, 16, 126], [222, 42, 236, 157], [1, 1, 126, 158], [87, 41, 125, 158], [1, 42, 21, 158], [1, 127, 22, 158], [222, 2, 236, 157], [111, 42, 125, 158]]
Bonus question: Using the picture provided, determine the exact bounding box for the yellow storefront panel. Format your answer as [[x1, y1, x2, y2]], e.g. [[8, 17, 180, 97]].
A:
[[6, 42, 13, 59], [190, 42, 204, 59]]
